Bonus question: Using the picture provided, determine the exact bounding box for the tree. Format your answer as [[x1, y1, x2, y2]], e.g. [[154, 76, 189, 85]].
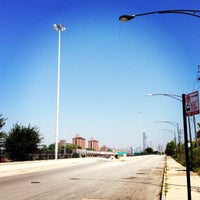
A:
[[48, 143, 55, 154], [0, 114, 7, 137], [145, 147, 154, 154], [0, 114, 7, 160], [165, 140, 176, 157], [65, 144, 79, 153], [5, 123, 42, 161], [0, 114, 6, 128]]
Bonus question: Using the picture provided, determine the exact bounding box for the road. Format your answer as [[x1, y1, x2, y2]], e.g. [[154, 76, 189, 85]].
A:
[[0, 155, 165, 200]]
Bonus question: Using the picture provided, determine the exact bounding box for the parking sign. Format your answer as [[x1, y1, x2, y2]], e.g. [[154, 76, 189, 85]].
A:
[[185, 91, 200, 116]]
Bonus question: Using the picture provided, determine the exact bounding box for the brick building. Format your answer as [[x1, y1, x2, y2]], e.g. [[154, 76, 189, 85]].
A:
[[72, 134, 86, 149], [58, 140, 67, 146], [100, 145, 107, 152], [88, 137, 99, 151]]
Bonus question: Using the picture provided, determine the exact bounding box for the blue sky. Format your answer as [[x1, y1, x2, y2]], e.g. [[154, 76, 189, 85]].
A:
[[1, 0, 200, 150]]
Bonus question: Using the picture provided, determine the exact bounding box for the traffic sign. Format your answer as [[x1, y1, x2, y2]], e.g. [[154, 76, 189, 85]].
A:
[[185, 91, 200, 116]]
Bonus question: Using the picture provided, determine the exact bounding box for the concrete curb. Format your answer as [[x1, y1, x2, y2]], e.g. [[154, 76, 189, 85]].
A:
[[160, 155, 167, 200]]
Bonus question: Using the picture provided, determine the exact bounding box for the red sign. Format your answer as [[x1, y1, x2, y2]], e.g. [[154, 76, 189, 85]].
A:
[[185, 91, 200, 116]]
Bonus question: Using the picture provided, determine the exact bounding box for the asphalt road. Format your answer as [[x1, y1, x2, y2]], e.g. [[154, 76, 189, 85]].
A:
[[0, 155, 165, 200]]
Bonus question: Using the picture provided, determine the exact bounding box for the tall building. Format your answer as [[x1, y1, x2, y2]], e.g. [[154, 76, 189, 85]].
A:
[[142, 131, 147, 150], [72, 134, 86, 149], [88, 137, 99, 151]]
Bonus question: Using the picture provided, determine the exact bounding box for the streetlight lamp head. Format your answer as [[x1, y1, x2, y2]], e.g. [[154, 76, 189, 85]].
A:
[[53, 24, 66, 32], [146, 93, 153, 96], [119, 15, 135, 22]]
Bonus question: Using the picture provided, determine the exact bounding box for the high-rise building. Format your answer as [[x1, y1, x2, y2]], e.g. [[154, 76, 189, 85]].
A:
[[142, 131, 147, 150], [88, 137, 99, 151], [72, 134, 86, 149]]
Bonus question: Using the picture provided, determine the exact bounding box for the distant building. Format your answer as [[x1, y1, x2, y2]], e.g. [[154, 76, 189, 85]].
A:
[[58, 140, 67, 146], [142, 131, 147, 150], [72, 134, 86, 149], [157, 144, 163, 152], [100, 145, 107, 152], [88, 137, 99, 151]]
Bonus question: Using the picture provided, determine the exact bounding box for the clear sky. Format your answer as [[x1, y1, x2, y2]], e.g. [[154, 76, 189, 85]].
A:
[[1, 0, 200, 150]]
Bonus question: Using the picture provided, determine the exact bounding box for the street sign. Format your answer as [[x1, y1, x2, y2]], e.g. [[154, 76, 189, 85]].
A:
[[185, 91, 200, 116], [117, 151, 126, 156]]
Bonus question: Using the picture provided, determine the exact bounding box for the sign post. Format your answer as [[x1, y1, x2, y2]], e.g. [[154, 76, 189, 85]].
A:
[[182, 91, 199, 200], [182, 94, 191, 200]]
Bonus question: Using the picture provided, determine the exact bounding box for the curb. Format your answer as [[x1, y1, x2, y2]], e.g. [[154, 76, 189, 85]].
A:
[[160, 155, 167, 200]]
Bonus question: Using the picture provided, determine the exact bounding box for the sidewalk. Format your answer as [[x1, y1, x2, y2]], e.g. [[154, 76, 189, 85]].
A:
[[162, 156, 200, 200]]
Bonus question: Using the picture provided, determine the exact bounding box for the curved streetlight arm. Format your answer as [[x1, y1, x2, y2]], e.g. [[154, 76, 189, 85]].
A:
[[119, 9, 200, 22], [146, 93, 182, 102], [156, 121, 180, 142], [158, 129, 175, 133], [156, 121, 179, 128]]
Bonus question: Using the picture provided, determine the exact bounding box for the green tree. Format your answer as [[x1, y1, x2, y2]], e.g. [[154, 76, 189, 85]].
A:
[[0, 114, 7, 138], [165, 140, 176, 157], [48, 143, 55, 153], [5, 123, 42, 161], [65, 144, 79, 153], [0, 114, 6, 130], [0, 114, 7, 159], [145, 147, 154, 154], [107, 148, 113, 152]]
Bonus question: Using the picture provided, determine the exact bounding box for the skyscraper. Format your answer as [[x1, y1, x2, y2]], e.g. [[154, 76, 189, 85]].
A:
[[142, 131, 147, 150]]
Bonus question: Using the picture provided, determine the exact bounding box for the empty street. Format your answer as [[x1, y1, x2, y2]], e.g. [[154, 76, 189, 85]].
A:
[[0, 155, 165, 200]]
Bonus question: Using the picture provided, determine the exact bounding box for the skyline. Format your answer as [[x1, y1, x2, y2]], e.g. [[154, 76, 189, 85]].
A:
[[1, 0, 200, 149]]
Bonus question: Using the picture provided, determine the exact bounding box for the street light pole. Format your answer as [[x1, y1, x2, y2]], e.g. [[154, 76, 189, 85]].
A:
[[146, 93, 182, 102], [53, 24, 66, 160], [119, 9, 200, 22]]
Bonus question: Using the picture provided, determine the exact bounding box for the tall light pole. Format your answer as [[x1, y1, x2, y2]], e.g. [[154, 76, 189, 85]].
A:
[[53, 24, 66, 160]]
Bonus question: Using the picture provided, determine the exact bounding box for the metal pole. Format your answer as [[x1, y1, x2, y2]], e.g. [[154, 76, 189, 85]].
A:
[[182, 94, 191, 200], [177, 124, 181, 158], [55, 30, 61, 160], [193, 116, 198, 147], [53, 24, 65, 160], [188, 116, 193, 169]]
